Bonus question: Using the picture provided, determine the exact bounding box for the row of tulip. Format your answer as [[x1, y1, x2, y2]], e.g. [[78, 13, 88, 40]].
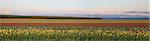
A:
[[0, 23, 149, 28], [0, 26, 149, 41]]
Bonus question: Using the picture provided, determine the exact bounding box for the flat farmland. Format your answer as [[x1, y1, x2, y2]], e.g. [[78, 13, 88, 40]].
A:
[[0, 19, 149, 28], [0, 19, 149, 23], [0, 19, 150, 41]]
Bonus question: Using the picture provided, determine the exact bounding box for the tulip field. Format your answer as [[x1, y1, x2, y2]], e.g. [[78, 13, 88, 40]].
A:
[[0, 19, 149, 41], [0, 26, 149, 41]]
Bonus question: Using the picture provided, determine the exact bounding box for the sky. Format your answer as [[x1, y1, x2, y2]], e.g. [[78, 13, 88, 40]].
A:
[[0, 0, 149, 18]]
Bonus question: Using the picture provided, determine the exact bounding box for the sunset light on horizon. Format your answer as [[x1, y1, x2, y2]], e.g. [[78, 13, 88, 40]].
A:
[[0, 0, 149, 18]]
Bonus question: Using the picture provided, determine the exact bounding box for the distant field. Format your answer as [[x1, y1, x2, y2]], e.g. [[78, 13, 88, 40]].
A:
[[0, 19, 149, 27], [0, 19, 149, 23]]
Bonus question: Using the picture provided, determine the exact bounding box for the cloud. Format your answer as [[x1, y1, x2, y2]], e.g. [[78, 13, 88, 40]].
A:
[[123, 11, 150, 14]]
